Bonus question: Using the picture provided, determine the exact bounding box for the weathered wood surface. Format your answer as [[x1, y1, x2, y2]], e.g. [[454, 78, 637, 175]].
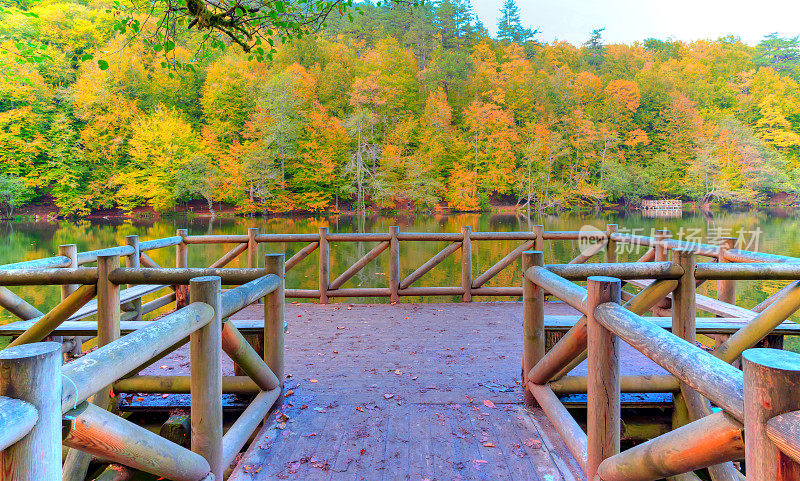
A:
[[118, 302, 591, 479], [3, 313, 793, 338], [625, 278, 755, 319]]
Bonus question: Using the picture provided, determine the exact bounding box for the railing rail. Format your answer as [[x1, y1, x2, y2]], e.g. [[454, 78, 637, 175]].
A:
[[522, 246, 800, 481], [0, 253, 285, 481]]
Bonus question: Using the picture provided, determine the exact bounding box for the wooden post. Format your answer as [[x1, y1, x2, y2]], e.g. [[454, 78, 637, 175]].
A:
[[671, 248, 695, 432], [743, 348, 800, 481], [654, 229, 671, 262], [176, 229, 189, 309], [389, 226, 400, 303], [461, 226, 472, 303], [522, 250, 544, 407], [247, 227, 259, 269], [189, 276, 223, 480], [714, 237, 738, 349], [651, 229, 672, 317], [717, 237, 737, 306], [58, 244, 78, 354], [265, 254, 285, 388], [318, 226, 329, 304], [97, 254, 121, 348], [606, 224, 618, 264], [0, 342, 63, 481], [533, 224, 544, 252], [59, 244, 78, 300], [586, 276, 621, 481], [124, 236, 142, 322]]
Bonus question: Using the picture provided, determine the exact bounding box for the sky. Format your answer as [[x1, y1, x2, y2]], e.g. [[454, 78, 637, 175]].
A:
[[473, 0, 800, 46]]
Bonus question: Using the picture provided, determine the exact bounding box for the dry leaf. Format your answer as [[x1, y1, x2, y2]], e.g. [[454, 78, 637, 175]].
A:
[[483, 400, 496, 408], [524, 438, 542, 449], [483, 442, 495, 448]]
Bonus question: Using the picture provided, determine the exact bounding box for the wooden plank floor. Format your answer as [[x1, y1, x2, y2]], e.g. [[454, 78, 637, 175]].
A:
[[227, 302, 586, 480]]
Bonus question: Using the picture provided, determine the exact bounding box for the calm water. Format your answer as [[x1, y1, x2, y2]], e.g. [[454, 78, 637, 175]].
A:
[[2, 211, 800, 322]]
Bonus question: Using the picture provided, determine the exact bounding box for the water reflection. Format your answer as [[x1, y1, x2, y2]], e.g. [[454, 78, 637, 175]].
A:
[[1, 210, 798, 322]]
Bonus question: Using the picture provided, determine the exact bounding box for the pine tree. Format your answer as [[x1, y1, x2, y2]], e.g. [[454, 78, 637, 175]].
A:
[[434, 0, 476, 49], [497, 0, 535, 44], [755, 33, 800, 73], [585, 28, 606, 67]]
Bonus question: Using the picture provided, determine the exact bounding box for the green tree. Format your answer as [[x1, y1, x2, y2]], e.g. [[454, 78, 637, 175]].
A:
[[755, 33, 800, 73], [0, 174, 31, 218], [497, 0, 536, 44], [585, 28, 605, 67]]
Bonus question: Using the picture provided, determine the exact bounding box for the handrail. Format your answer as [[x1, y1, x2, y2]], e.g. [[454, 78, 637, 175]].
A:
[[0, 396, 38, 451], [594, 302, 745, 421], [60, 302, 214, 412], [521, 253, 800, 481]]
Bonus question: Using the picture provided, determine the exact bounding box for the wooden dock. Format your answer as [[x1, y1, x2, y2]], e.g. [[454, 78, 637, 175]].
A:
[[225, 302, 586, 480], [3, 226, 800, 481]]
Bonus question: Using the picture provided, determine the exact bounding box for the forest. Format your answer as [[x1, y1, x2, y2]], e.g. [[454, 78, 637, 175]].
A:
[[1, 0, 800, 217]]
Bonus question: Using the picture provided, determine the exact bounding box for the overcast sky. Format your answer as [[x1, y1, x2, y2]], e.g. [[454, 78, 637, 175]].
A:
[[473, 0, 800, 46]]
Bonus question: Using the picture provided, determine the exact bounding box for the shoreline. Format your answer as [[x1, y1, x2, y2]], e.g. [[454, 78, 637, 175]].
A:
[[6, 192, 800, 222]]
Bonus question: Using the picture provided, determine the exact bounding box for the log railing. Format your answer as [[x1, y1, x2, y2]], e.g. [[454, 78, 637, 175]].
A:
[[0, 256, 285, 481], [522, 247, 800, 481]]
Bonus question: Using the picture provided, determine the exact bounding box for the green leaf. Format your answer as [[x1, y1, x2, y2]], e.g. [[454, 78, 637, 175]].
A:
[[81, 53, 93, 61], [97, 59, 109, 70]]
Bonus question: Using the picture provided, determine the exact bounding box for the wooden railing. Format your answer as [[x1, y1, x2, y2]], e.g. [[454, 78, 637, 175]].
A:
[[1, 226, 610, 316], [522, 233, 800, 481], [0, 256, 285, 481]]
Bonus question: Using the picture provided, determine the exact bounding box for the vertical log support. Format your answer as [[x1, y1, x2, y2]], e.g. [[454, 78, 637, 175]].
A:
[[59, 244, 78, 300], [239, 228, 262, 366], [606, 224, 618, 264], [124, 235, 142, 321], [714, 237, 738, 349], [0, 342, 62, 481], [586, 276, 621, 481], [717, 237, 737, 306], [176, 229, 189, 309], [189, 276, 223, 480], [671, 248, 696, 430], [264, 254, 285, 389], [522, 250, 544, 407], [461, 226, 472, 302], [672, 249, 696, 342], [319, 227, 329, 304], [653, 229, 672, 317], [389, 226, 400, 303], [247, 227, 259, 269], [654, 229, 671, 262], [533, 224, 544, 252], [743, 348, 800, 481], [58, 244, 78, 353], [97, 254, 121, 348]]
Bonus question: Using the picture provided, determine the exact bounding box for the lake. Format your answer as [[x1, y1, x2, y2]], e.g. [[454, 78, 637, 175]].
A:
[[2, 210, 800, 323]]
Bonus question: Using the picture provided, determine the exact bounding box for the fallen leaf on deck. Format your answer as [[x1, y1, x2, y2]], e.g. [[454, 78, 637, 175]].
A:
[[483, 442, 495, 448], [524, 438, 542, 449], [483, 400, 496, 408], [384, 393, 394, 399]]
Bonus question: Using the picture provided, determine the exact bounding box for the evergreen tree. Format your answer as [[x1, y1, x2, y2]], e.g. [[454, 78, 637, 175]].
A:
[[497, 0, 536, 44], [756, 33, 800, 73], [434, 0, 476, 49], [585, 28, 606, 67]]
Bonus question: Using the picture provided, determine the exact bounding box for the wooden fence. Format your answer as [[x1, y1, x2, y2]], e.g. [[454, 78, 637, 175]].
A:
[[0, 254, 285, 481], [523, 229, 800, 481], [3, 226, 800, 479]]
